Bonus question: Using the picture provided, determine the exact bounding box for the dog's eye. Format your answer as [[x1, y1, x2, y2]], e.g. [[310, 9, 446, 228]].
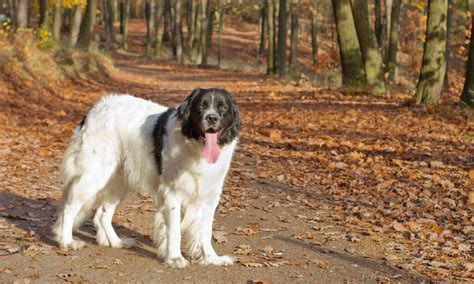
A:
[[199, 102, 208, 111], [218, 104, 228, 112]]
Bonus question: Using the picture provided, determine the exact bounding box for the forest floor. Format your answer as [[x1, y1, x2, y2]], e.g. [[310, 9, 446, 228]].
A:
[[0, 20, 473, 283]]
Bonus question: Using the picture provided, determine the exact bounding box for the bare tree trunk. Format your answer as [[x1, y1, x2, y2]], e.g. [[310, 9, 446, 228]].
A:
[[190, 1, 201, 62], [385, 0, 392, 42], [350, 0, 386, 95], [77, 0, 98, 49], [217, 0, 224, 66], [413, 0, 448, 106], [310, 0, 318, 66], [163, 0, 171, 42], [103, 0, 116, 50], [69, 5, 83, 46], [120, 0, 131, 49], [374, 0, 383, 48], [39, 0, 49, 28], [174, 0, 183, 63], [266, 0, 275, 74], [52, 0, 62, 39], [288, 0, 298, 77], [155, 0, 163, 57], [385, 0, 401, 81], [16, 0, 28, 28], [460, 11, 474, 108], [199, 0, 209, 66], [188, 0, 197, 50], [257, 0, 266, 65], [277, 0, 288, 78], [332, 0, 366, 89], [145, 0, 155, 55], [444, 0, 453, 88]]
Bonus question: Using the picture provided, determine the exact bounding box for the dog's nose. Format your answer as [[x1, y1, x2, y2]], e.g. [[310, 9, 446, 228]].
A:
[[206, 114, 218, 124]]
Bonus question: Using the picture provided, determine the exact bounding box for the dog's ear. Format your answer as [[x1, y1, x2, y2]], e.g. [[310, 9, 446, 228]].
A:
[[219, 91, 242, 145], [177, 88, 202, 121]]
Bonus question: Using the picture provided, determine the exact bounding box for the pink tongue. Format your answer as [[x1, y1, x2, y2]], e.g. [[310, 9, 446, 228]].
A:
[[202, 132, 220, 164]]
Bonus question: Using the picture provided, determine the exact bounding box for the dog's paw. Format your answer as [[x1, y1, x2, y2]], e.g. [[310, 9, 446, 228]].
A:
[[200, 255, 235, 266], [60, 240, 85, 251], [110, 238, 136, 249], [96, 234, 110, 247], [165, 256, 189, 268]]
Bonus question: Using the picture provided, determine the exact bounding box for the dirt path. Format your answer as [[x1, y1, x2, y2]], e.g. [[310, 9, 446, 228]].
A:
[[1, 51, 472, 283]]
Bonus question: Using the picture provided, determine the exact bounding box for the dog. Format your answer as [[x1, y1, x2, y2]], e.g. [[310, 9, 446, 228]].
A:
[[52, 88, 241, 268]]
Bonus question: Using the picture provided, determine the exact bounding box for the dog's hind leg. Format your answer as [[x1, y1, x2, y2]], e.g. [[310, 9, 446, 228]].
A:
[[53, 159, 119, 250], [93, 176, 135, 249]]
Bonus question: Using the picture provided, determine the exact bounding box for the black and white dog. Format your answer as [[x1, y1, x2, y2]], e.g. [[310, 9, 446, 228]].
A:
[[53, 88, 241, 267]]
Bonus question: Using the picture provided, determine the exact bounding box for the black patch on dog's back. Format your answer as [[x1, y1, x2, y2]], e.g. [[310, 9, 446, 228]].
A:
[[78, 115, 87, 128], [152, 108, 176, 175]]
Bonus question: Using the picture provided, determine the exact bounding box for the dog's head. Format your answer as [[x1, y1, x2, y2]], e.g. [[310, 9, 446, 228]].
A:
[[177, 88, 241, 147]]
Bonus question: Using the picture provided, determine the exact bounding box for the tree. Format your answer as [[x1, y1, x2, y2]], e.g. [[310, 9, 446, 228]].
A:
[[277, 0, 288, 78], [266, 0, 276, 74], [332, 0, 366, 89], [288, 0, 298, 77], [77, 0, 98, 49], [257, 1, 266, 66], [174, 0, 183, 63], [120, 0, 131, 49], [145, 0, 156, 55], [413, 0, 448, 106], [310, 0, 318, 66], [154, 0, 163, 58], [69, 4, 84, 46], [350, 0, 386, 95], [385, 0, 401, 81], [461, 13, 474, 108], [199, 0, 209, 66], [216, 0, 224, 66], [53, 0, 62, 39], [374, 0, 383, 48], [103, 0, 116, 50], [39, 0, 50, 28]]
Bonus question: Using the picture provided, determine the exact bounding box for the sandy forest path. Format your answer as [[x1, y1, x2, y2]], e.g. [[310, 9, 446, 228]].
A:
[[0, 49, 472, 283]]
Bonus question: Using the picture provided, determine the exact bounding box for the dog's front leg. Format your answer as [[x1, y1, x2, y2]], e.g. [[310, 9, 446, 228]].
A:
[[199, 194, 234, 266], [163, 194, 188, 268]]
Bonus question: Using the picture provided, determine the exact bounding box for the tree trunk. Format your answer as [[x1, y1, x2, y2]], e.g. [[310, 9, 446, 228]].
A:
[[206, 3, 213, 49], [77, 0, 98, 49], [444, 0, 453, 88], [385, 0, 392, 42], [217, 0, 224, 66], [39, 0, 49, 28], [413, 0, 448, 106], [288, 1, 298, 77], [310, 0, 318, 66], [174, 0, 183, 63], [385, 0, 401, 81], [277, 0, 288, 78], [332, 0, 366, 89], [257, 1, 266, 65], [163, 0, 171, 42], [145, 0, 155, 55], [199, 0, 209, 66], [120, 0, 131, 49], [461, 15, 474, 108], [190, 1, 201, 62], [69, 5, 83, 46], [266, 0, 275, 74], [374, 0, 383, 48], [350, 0, 386, 95], [16, 0, 28, 28], [52, 0, 61, 39], [188, 0, 197, 50], [155, 0, 163, 58], [103, 0, 116, 49]]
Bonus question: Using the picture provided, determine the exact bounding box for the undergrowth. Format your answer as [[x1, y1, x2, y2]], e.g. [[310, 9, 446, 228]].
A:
[[0, 29, 115, 90]]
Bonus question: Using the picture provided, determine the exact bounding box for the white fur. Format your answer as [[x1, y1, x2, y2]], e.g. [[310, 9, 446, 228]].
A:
[[53, 94, 237, 267]]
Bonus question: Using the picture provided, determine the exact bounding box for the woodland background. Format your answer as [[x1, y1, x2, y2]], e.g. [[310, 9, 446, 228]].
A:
[[0, 0, 473, 282]]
